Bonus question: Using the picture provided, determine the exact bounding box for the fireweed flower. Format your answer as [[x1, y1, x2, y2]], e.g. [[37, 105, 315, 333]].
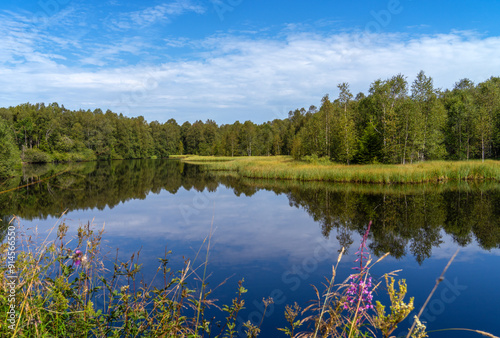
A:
[[73, 249, 83, 266], [344, 221, 374, 315], [353, 221, 371, 272], [344, 275, 374, 312]]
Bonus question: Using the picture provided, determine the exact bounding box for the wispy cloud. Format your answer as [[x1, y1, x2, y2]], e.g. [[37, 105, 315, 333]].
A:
[[107, 0, 205, 30], [1, 19, 500, 123]]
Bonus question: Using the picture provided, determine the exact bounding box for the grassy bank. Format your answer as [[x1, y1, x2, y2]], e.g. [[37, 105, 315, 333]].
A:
[[211, 170, 500, 196], [181, 156, 500, 183]]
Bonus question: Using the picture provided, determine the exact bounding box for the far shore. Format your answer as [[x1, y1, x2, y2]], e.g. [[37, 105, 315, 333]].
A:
[[174, 155, 500, 184]]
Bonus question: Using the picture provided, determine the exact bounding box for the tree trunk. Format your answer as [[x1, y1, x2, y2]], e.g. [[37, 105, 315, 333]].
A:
[[482, 136, 485, 162]]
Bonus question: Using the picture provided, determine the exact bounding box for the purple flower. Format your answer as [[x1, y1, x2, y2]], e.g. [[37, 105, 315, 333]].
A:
[[344, 275, 374, 313], [73, 249, 83, 266], [352, 221, 371, 272], [344, 221, 374, 317]]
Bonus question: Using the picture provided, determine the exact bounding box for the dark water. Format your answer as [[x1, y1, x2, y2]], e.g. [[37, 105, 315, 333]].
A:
[[2, 159, 499, 337]]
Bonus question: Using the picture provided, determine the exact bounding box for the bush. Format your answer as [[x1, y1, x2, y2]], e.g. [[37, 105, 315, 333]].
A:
[[51, 149, 97, 163], [21, 148, 52, 163], [302, 154, 331, 165], [50, 151, 70, 162], [69, 149, 96, 162]]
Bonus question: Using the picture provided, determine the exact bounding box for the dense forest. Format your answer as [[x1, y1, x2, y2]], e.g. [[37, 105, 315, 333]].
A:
[[1, 71, 500, 178]]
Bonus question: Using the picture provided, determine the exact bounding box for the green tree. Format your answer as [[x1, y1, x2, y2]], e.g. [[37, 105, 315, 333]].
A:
[[240, 121, 256, 156], [0, 118, 21, 178], [411, 71, 447, 161], [354, 121, 383, 164], [369, 75, 408, 163], [474, 78, 499, 161], [444, 79, 477, 160], [319, 95, 334, 158], [334, 83, 357, 164], [164, 119, 181, 156]]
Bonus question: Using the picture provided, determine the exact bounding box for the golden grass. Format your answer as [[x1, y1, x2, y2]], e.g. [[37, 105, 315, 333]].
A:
[[180, 156, 500, 184]]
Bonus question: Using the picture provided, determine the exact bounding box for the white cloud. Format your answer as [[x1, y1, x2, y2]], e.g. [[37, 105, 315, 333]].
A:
[[107, 0, 205, 30], [1, 24, 500, 123]]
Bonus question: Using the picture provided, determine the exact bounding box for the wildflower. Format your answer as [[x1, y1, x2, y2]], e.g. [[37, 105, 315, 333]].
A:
[[344, 221, 374, 315], [73, 249, 83, 266], [352, 221, 371, 272], [344, 275, 374, 312]]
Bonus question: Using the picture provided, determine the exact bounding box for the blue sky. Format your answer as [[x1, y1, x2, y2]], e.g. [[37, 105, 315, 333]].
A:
[[1, 0, 500, 124]]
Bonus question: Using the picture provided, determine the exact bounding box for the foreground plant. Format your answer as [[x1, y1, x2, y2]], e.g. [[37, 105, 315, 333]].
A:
[[372, 275, 415, 338], [279, 221, 417, 338], [0, 217, 258, 338]]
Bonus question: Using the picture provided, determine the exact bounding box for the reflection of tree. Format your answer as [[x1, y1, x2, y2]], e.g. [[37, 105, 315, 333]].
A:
[[2, 161, 500, 261], [336, 225, 353, 254], [409, 227, 443, 265], [0, 160, 218, 222], [471, 191, 500, 249], [0, 216, 14, 241], [250, 180, 500, 263]]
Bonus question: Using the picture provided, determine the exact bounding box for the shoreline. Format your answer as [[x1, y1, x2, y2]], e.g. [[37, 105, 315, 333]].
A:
[[178, 155, 500, 184]]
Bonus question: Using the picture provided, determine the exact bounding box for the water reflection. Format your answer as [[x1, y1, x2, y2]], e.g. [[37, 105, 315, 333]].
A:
[[1, 159, 499, 264]]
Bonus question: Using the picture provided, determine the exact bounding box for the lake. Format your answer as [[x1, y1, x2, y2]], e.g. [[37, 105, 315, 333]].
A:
[[2, 159, 499, 337]]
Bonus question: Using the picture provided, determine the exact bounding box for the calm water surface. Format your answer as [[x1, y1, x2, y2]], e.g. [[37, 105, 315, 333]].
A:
[[2, 159, 499, 337]]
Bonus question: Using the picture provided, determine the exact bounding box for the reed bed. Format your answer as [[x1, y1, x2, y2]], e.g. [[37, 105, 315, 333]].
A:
[[211, 171, 500, 196], [181, 156, 500, 184], [171, 155, 238, 162]]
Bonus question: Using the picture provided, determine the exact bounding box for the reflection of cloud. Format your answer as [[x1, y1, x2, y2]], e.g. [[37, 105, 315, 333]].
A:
[[20, 185, 500, 269], [422, 231, 500, 261], [21, 186, 343, 267], [17, 182, 500, 336]]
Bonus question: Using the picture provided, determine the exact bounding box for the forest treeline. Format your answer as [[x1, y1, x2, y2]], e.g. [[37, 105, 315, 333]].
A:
[[1, 71, 500, 178]]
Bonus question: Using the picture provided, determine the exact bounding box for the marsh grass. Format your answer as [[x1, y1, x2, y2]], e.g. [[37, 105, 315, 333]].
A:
[[181, 156, 500, 184], [211, 171, 500, 196]]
